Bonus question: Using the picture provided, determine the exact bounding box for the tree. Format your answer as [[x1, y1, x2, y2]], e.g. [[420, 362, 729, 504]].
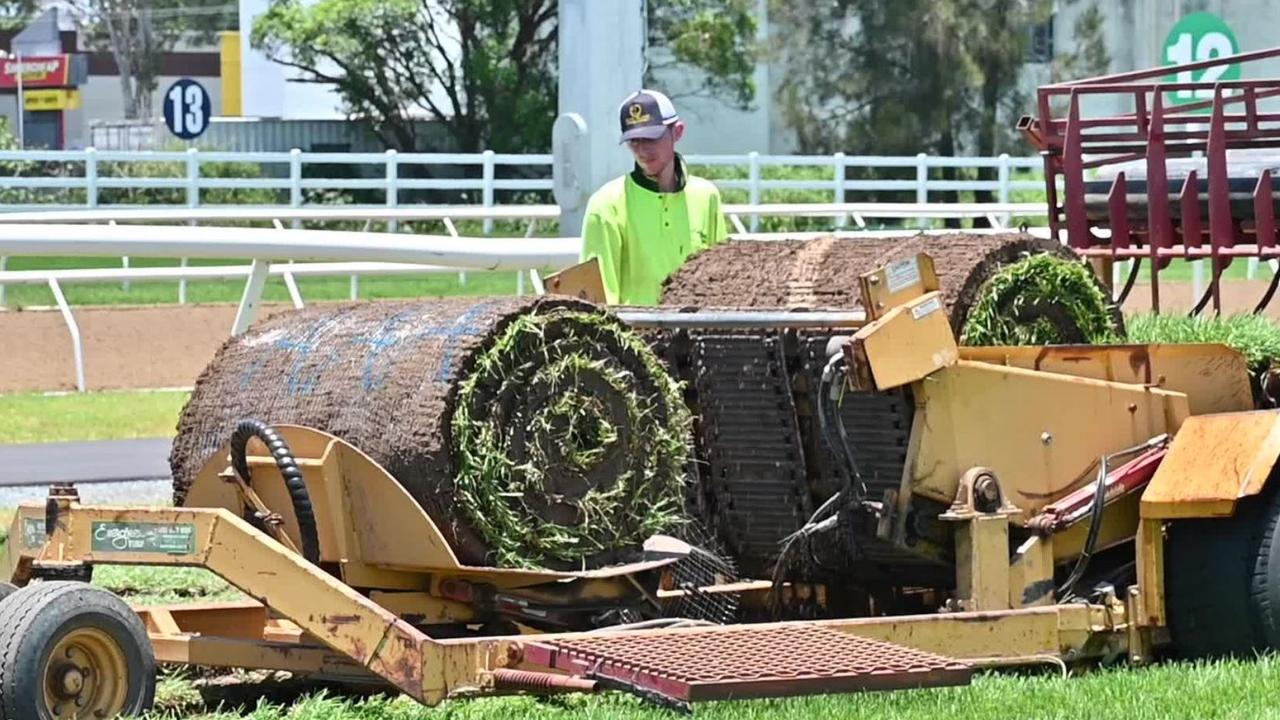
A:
[[66, 0, 237, 119], [250, 0, 758, 153], [0, 0, 38, 31], [772, 0, 1109, 159]]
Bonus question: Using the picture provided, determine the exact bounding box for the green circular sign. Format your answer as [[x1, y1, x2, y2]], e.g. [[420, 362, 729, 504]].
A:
[[1162, 12, 1240, 106]]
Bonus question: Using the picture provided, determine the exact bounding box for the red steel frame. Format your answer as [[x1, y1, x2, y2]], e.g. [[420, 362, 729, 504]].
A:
[[1020, 46, 1280, 314]]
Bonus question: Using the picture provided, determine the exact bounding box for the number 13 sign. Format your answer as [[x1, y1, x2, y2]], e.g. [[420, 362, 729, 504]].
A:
[[164, 78, 212, 140]]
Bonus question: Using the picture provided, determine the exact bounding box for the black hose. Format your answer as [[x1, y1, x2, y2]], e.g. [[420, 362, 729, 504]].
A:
[[1056, 434, 1169, 600], [229, 419, 321, 565]]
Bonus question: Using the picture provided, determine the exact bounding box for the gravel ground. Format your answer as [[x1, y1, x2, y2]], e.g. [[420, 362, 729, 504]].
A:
[[0, 479, 172, 508]]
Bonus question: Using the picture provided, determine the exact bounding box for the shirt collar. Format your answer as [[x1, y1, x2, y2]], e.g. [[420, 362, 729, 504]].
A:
[[630, 153, 687, 194]]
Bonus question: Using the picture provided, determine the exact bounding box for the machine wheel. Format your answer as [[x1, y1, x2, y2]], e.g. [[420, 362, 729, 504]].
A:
[[0, 582, 17, 603], [1164, 478, 1280, 659], [0, 581, 155, 719]]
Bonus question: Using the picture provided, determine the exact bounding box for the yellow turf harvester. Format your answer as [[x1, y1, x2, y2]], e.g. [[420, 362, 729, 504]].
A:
[[8, 45, 1280, 719], [0, 249, 1277, 718]]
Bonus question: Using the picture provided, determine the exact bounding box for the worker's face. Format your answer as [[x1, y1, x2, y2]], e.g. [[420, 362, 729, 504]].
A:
[[627, 122, 685, 177]]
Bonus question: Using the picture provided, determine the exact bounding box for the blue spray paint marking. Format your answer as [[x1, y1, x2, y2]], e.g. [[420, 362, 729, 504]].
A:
[[349, 301, 501, 391], [271, 319, 340, 396]]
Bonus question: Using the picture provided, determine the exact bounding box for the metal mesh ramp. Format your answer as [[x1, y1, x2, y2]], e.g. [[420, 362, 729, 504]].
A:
[[524, 624, 971, 705]]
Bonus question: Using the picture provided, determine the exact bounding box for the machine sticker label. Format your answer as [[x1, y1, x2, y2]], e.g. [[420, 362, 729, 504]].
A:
[[912, 296, 942, 320], [885, 259, 922, 294], [91, 522, 195, 555], [21, 518, 45, 549]]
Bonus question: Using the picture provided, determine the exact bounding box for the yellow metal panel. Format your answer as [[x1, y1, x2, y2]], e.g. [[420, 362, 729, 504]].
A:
[[1141, 410, 1280, 519], [1136, 517, 1166, 627], [1051, 491, 1142, 561], [337, 440, 461, 570], [1009, 535, 1054, 608], [857, 253, 940, 319], [220, 31, 242, 116], [953, 516, 1010, 611], [849, 291, 958, 392], [828, 605, 1098, 662], [911, 361, 1188, 516], [958, 343, 1253, 416]]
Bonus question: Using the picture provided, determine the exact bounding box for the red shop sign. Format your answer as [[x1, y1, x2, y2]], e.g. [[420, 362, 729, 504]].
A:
[[0, 56, 72, 89]]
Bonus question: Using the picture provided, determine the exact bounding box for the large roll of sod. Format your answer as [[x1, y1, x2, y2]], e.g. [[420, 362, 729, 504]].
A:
[[169, 296, 695, 570], [659, 231, 1124, 344]]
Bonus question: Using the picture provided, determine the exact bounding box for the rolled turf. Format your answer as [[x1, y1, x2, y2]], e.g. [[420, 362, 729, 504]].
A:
[[660, 231, 1125, 344], [169, 296, 694, 570]]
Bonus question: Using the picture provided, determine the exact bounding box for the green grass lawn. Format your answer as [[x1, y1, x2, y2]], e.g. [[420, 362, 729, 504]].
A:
[[0, 389, 189, 444], [131, 653, 1280, 719]]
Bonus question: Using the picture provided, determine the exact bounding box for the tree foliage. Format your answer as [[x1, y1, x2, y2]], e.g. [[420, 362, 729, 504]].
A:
[[251, 0, 758, 153], [772, 0, 1109, 158], [67, 0, 237, 119]]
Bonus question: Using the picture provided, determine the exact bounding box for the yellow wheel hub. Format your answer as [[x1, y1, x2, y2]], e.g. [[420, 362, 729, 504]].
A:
[[42, 628, 129, 719]]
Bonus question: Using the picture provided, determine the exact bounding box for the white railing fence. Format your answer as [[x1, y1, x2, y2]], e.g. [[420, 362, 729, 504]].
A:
[[0, 224, 1057, 392], [0, 149, 1048, 219]]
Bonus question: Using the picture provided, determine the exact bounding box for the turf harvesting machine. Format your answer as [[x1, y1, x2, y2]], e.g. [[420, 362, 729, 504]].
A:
[[6, 47, 1280, 720]]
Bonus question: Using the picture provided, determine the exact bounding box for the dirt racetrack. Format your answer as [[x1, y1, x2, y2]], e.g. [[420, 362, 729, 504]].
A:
[[1, 281, 1278, 393]]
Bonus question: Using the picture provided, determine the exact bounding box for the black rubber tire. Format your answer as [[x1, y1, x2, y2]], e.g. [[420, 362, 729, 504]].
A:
[[1250, 484, 1280, 648], [0, 583, 17, 603], [1164, 496, 1266, 658], [0, 580, 155, 719]]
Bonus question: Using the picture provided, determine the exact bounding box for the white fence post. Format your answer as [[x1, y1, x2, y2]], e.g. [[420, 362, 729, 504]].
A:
[[48, 278, 85, 392], [833, 152, 847, 229], [385, 148, 399, 235], [915, 152, 929, 229], [748, 151, 760, 232], [482, 149, 495, 235], [997, 153, 1012, 228], [85, 147, 98, 209], [289, 148, 302, 230], [181, 147, 199, 304]]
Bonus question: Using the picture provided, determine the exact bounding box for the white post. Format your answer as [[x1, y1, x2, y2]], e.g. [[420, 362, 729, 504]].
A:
[[289, 148, 302, 229], [15, 51, 23, 148], [48, 278, 85, 392], [556, 0, 645, 236], [85, 147, 98, 208], [997, 153, 1011, 228], [482, 149, 495, 235], [181, 147, 199, 304], [385, 148, 399, 234], [915, 152, 929, 229], [232, 259, 270, 336], [833, 152, 846, 230], [748, 151, 761, 232]]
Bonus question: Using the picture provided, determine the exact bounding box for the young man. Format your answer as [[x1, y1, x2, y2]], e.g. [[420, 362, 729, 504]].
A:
[[579, 89, 729, 306]]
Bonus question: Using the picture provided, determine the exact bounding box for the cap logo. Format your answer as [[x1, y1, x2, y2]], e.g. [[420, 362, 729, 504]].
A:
[[625, 102, 651, 126]]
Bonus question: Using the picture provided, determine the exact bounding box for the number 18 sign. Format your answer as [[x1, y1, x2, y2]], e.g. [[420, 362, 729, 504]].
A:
[[164, 78, 212, 140]]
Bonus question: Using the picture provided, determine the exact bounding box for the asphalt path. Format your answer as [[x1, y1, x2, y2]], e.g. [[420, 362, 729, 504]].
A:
[[0, 438, 174, 506]]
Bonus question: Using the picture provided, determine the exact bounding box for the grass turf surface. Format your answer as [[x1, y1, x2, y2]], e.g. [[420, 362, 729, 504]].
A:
[[136, 655, 1280, 719], [0, 389, 190, 444]]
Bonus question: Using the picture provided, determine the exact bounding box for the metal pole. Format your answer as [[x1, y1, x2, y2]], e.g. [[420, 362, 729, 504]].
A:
[[15, 51, 23, 148], [615, 310, 866, 329]]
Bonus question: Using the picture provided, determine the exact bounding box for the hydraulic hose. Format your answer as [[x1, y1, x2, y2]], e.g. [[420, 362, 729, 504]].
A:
[[229, 419, 321, 565], [1056, 433, 1170, 600]]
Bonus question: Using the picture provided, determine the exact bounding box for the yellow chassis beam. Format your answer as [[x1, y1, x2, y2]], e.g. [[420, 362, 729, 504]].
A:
[[0, 496, 1147, 705]]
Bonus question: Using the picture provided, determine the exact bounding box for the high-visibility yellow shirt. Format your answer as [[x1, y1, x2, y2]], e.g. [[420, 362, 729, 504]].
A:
[[579, 157, 728, 306]]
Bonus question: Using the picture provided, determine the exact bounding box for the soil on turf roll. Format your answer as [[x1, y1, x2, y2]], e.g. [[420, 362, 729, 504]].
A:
[[169, 296, 694, 570], [659, 231, 1125, 341]]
